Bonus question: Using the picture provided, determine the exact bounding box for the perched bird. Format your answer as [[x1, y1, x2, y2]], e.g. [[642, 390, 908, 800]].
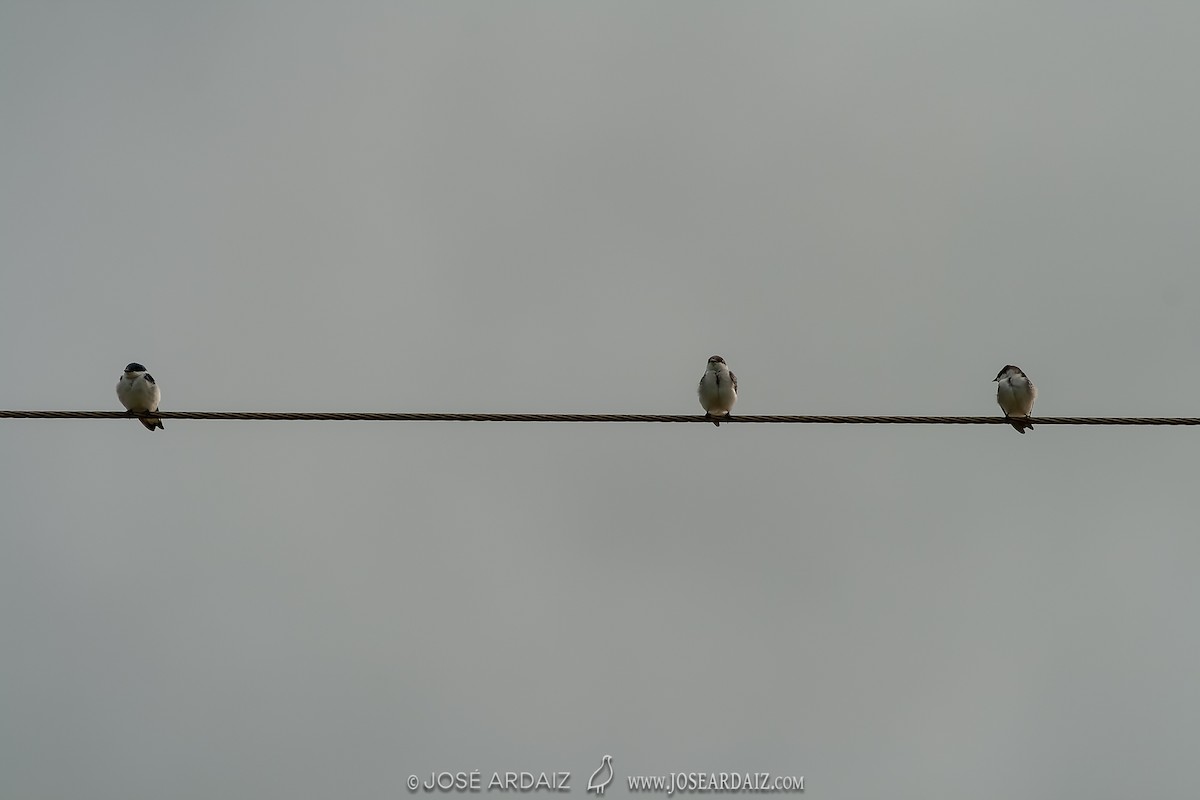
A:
[[994, 364, 1036, 433], [587, 755, 614, 796], [697, 355, 738, 426], [116, 362, 164, 431]]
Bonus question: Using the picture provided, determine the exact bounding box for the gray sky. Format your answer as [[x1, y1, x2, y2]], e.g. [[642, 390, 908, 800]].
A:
[[3, 3, 1200, 798]]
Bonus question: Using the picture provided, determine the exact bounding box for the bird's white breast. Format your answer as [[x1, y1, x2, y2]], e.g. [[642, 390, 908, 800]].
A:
[[996, 376, 1035, 416], [116, 375, 160, 413], [698, 369, 737, 415]]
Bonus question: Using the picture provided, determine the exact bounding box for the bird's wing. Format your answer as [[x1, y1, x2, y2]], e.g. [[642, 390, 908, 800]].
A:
[[143, 373, 156, 385], [730, 371, 737, 393]]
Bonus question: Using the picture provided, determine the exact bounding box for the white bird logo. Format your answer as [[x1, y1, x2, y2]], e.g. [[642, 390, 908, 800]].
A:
[[587, 755, 614, 795]]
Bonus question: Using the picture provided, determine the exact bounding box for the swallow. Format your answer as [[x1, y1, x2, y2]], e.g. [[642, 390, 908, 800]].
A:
[[116, 362, 164, 431]]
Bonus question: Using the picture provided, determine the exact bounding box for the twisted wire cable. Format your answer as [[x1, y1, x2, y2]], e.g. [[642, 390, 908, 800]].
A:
[[0, 411, 1198, 425]]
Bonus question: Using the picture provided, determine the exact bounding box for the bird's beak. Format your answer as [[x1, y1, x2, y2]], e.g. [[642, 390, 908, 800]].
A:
[[992, 377, 999, 382]]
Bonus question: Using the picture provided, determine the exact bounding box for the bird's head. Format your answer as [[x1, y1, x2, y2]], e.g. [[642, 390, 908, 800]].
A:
[[994, 364, 1023, 382]]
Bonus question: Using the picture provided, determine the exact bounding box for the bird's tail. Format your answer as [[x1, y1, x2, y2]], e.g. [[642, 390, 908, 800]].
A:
[[1009, 418, 1033, 434], [140, 413, 164, 431]]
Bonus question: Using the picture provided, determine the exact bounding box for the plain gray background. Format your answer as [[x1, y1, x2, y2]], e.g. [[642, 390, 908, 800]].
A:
[[3, 3, 1200, 798]]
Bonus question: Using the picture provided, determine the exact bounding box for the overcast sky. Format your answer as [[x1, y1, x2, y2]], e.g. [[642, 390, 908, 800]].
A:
[[4, 3, 1200, 799]]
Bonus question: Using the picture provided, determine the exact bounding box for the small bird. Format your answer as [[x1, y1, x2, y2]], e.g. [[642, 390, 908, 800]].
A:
[[698, 355, 738, 426], [587, 755, 614, 796], [116, 362, 164, 431], [994, 364, 1036, 433]]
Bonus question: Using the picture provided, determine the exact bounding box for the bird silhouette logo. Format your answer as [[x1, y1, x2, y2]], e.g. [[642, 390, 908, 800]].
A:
[[587, 755, 614, 795]]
